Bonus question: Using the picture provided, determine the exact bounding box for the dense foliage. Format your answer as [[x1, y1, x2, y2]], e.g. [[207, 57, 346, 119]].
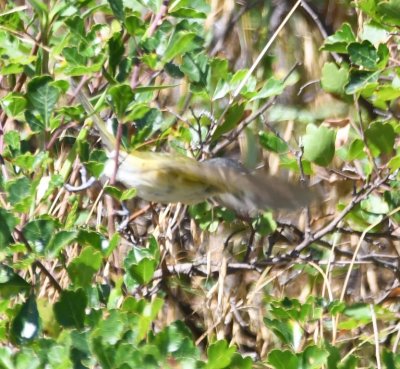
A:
[[0, 0, 399, 368]]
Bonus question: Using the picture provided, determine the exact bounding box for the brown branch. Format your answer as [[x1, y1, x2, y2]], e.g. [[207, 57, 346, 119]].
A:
[[46, 121, 78, 151], [334, 226, 400, 240], [300, 0, 342, 64], [289, 171, 391, 255], [151, 252, 397, 282], [147, 0, 170, 37], [14, 228, 63, 293]]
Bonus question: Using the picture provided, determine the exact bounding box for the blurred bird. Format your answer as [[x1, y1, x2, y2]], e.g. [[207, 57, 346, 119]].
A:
[[72, 81, 315, 214]]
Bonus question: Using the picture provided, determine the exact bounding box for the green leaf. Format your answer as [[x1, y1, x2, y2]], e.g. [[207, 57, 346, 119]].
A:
[[357, 0, 377, 16], [1, 64, 25, 75], [120, 187, 137, 201], [302, 346, 329, 369], [95, 309, 125, 345], [91, 335, 116, 369], [13, 152, 35, 171], [206, 340, 236, 369], [141, 53, 158, 68], [108, 33, 125, 74], [209, 57, 229, 93], [103, 233, 121, 258], [361, 21, 390, 45], [0, 208, 17, 247], [347, 138, 366, 160], [213, 79, 230, 100], [361, 194, 389, 214], [122, 296, 164, 342], [67, 246, 103, 288], [104, 185, 123, 200], [303, 124, 336, 166], [343, 201, 383, 231], [264, 317, 297, 346], [108, 84, 135, 119], [326, 344, 341, 369], [377, 0, 400, 26], [165, 62, 185, 78], [131, 108, 164, 144], [180, 53, 209, 87], [253, 212, 277, 236], [23, 218, 56, 254], [132, 84, 178, 93], [251, 77, 285, 100], [26, 76, 60, 128], [169, 0, 209, 19], [321, 62, 348, 95], [128, 258, 157, 285], [1, 93, 27, 117], [230, 69, 256, 96], [343, 303, 371, 320], [0, 347, 13, 368], [25, 110, 45, 132], [47, 230, 78, 257], [11, 294, 40, 344], [163, 32, 200, 62], [345, 70, 380, 94], [365, 121, 395, 155], [125, 15, 145, 36], [6, 176, 33, 212], [51, 79, 69, 94], [107, 0, 124, 21], [63, 46, 87, 65], [66, 63, 105, 76], [124, 242, 160, 285], [14, 348, 41, 369], [77, 229, 109, 250], [170, 7, 207, 19], [259, 131, 288, 153], [0, 264, 30, 298], [229, 354, 253, 369], [388, 155, 400, 172], [268, 349, 299, 369], [4, 130, 21, 151], [212, 103, 245, 141], [53, 289, 87, 329], [348, 40, 378, 69], [29, 0, 48, 18], [124, 102, 151, 121], [321, 23, 356, 53], [382, 350, 398, 369], [376, 43, 389, 68], [152, 320, 192, 355], [373, 84, 400, 102]]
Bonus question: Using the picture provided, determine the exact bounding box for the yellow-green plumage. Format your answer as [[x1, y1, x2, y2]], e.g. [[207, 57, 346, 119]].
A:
[[73, 81, 315, 214]]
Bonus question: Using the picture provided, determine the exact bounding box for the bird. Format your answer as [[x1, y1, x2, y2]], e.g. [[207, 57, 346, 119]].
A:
[[71, 80, 316, 215]]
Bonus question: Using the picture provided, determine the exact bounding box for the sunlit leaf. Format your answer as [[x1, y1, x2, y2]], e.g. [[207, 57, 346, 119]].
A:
[[303, 124, 336, 166], [321, 23, 356, 53]]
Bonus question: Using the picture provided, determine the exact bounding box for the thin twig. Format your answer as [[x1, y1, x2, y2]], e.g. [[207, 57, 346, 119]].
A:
[[339, 204, 400, 301], [215, 0, 302, 127], [300, 0, 342, 63], [370, 304, 382, 369], [290, 171, 390, 255], [147, 0, 170, 37], [150, 257, 386, 282], [14, 228, 63, 293], [211, 62, 300, 155]]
